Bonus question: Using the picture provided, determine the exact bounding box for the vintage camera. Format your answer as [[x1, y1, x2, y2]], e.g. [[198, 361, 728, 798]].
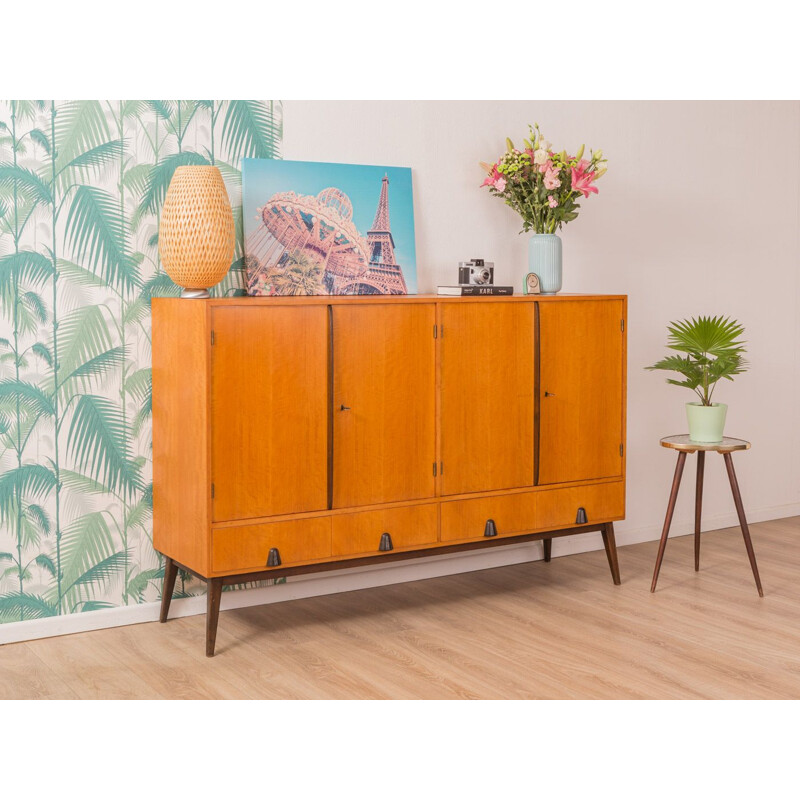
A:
[[458, 259, 494, 286]]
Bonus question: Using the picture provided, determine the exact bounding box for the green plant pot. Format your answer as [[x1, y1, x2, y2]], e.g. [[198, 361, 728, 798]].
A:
[[686, 402, 727, 443]]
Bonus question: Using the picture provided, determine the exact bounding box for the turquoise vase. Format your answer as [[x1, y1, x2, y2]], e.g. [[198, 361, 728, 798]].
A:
[[528, 233, 562, 294]]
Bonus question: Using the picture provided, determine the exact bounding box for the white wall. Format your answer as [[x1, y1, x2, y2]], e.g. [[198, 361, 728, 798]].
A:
[[284, 100, 800, 546]]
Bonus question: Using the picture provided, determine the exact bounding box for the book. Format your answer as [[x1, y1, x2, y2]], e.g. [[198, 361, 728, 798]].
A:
[[437, 285, 514, 296]]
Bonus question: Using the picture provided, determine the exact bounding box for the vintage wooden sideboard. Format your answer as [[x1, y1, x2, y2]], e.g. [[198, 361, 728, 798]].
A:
[[153, 294, 627, 655]]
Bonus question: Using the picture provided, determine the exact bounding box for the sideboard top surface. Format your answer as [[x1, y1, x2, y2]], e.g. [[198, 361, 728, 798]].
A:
[[153, 293, 627, 308]]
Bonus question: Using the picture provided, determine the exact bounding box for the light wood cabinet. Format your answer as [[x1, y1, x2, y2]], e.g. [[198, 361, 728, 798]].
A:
[[538, 300, 625, 485], [210, 306, 329, 521], [440, 302, 535, 495], [153, 295, 627, 655], [332, 304, 436, 508]]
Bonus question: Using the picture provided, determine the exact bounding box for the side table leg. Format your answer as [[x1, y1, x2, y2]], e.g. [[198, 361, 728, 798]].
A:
[[695, 451, 705, 572], [651, 451, 687, 593], [543, 538, 552, 563], [601, 522, 621, 585], [723, 452, 764, 597], [206, 578, 223, 657], [159, 556, 178, 623]]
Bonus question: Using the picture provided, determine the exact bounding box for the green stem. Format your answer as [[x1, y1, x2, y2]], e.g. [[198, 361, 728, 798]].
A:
[[50, 101, 63, 615], [210, 100, 215, 165], [117, 101, 130, 605], [11, 104, 24, 620]]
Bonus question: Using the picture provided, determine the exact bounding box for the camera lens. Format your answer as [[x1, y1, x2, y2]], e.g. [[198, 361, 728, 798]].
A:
[[476, 267, 490, 285]]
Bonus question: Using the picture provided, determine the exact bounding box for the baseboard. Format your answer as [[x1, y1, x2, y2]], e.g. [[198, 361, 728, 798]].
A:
[[2, 502, 798, 646]]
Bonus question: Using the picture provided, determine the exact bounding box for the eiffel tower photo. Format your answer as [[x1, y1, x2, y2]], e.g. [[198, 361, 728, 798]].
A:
[[336, 175, 408, 295], [243, 159, 416, 296]]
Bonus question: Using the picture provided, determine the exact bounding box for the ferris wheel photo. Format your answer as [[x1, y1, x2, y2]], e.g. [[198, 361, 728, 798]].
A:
[[242, 158, 418, 296]]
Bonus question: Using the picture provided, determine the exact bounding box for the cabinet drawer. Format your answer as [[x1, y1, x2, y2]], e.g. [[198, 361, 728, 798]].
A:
[[440, 492, 538, 542], [212, 517, 331, 573], [332, 503, 439, 557], [440, 481, 625, 543], [536, 481, 625, 530]]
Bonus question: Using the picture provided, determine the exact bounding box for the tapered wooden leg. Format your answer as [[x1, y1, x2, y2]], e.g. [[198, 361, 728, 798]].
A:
[[159, 556, 178, 623], [723, 452, 764, 597], [651, 451, 687, 593], [601, 522, 621, 585], [694, 451, 705, 572], [543, 538, 552, 562], [206, 578, 223, 657]]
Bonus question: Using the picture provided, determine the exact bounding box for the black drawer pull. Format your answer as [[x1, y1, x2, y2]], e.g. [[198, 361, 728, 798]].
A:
[[267, 548, 282, 567], [575, 507, 588, 525], [484, 519, 498, 537], [379, 532, 393, 551]]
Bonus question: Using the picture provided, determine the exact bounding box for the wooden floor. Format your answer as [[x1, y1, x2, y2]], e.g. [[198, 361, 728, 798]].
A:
[[2, 516, 799, 699]]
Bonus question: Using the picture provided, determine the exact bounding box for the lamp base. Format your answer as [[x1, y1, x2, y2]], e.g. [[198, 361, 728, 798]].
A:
[[180, 288, 211, 299]]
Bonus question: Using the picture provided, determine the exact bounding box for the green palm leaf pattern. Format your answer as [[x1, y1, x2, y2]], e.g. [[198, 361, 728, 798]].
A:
[[65, 185, 141, 291], [221, 100, 282, 160], [67, 395, 142, 499], [0, 99, 282, 624], [54, 100, 112, 179], [56, 304, 116, 389], [0, 464, 57, 523]]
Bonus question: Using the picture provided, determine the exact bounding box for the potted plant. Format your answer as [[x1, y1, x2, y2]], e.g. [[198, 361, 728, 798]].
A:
[[646, 315, 748, 442], [479, 123, 607, 293]]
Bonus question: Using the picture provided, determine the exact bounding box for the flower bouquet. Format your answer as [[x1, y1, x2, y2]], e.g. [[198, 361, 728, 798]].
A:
[[480, 124, 607, 293], [480, 123, 607, 235]]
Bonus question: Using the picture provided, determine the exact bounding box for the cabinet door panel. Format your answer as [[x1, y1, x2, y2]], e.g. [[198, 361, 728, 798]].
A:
[[538, 300, 625, 484], [333, 304, 436, 508], [440, 302, 535, 495], [211, 306, 328, 521]]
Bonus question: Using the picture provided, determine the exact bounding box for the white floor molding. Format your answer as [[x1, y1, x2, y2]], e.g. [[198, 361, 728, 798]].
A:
[[2, 502, 798, 646]]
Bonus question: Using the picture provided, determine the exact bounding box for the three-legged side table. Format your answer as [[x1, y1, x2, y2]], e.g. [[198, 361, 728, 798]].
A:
[[651, 435, 763, 596]]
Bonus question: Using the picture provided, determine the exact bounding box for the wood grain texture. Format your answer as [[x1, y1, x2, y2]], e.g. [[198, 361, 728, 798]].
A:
[[211, 517, 332, 573], [439, 481, 624, 543], [5, 517, 799, 699], [211, 305, 329, 521], [152, 298, 211, 575], [538, 299, 625, 485], [440, 301, 535, 495], [535, 481, 625, 530], [331, 503, 439, 557], [332, 303, 436, 507]]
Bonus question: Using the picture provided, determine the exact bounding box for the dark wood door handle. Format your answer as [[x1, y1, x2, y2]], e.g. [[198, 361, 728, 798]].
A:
[[340, 404, 351, 411], [544, 391, 556, 397]]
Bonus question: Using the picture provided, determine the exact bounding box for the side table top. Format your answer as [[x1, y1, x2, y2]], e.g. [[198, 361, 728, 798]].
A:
[[660, 434, 750, 453]]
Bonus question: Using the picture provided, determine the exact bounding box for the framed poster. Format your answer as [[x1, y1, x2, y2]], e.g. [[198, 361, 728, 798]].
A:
[[242, 158, 417, 295]]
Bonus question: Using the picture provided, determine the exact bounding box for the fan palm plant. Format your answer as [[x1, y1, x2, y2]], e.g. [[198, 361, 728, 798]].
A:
[[645, 315, 748, 406]]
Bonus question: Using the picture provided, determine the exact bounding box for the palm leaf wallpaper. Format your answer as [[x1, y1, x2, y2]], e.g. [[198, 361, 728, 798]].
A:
[[0, 100, 282, 623]]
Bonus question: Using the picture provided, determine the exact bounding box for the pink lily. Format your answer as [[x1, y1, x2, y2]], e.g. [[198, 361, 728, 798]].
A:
[[481, 164, 500, 187], [570, 164, 599, 198]]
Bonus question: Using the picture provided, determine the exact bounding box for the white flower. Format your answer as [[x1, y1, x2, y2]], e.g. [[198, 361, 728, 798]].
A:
[[533, 148, 548, 165]]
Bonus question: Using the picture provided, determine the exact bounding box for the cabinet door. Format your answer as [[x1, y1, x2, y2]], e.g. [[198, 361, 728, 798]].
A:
[[538, 299, 625, 485], [332, 304, 436, 508], [211, 306, 329, 521], [440, 302, 535, 495]]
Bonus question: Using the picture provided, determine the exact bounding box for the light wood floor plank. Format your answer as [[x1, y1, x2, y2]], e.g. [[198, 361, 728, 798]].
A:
[[1, 516, 799, 699]]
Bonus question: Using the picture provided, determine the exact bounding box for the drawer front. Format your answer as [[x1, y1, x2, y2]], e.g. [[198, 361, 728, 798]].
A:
[[332, 503, 439, 557], [440, 492, 538, 542], [536, 481, 625, 530], [440, 481, 625, 543], [212, 517, 331, 573]]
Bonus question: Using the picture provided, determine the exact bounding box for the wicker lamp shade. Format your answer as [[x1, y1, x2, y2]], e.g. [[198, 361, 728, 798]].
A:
[[159, 166, 236, 298]]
